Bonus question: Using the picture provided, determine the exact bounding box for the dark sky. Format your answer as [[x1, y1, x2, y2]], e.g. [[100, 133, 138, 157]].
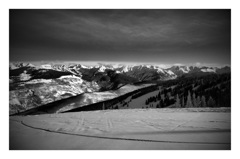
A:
[[10, 9, 231, 66]]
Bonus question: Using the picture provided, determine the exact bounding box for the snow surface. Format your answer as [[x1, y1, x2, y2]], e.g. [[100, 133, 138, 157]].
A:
[[24, 79, 52, 84], [58, 75, 83, 84], [201, 68, 216, 73], [10, 108, 230, 150], [122, 66, 131, 72], [40, 64, 52, 69], [112, 87, 161, 109], [58, 75, 81, 79], [97, 66, 107, 72], [80, 65, 88, 69], [9, 63, 18, 70], [156, 68, 164, 73], [19, 71, 31, 81], [79, 84, 154, 106], [166, 70, 175, 75], [180, 67, 189, 73]]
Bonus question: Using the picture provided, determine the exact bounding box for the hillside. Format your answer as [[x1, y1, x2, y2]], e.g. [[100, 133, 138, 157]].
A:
[[9, 62, 231, 114]]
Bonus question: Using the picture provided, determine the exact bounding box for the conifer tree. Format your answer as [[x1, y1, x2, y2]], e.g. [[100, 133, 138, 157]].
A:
[[186, 91, 193, 108], [207, 96, 216, 107], [192, 93, 197, 107], [160, 100, 164, 108], [158, 92, 161, 100], [181, 96, 185, 108], [175, 94, 181, 108], [102, 103, 105, 110], [165, 96, 169, 106], [196, 96, 201, 107], [201, 96, 207, 107]]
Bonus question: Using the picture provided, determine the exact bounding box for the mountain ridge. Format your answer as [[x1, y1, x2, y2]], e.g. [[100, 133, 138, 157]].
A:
[[9, 62, 230, 114], [9, 62, 230, 75]]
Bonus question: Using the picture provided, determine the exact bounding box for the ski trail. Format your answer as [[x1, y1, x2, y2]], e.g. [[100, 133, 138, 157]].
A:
[[106, 118, 113, 131], [170, 114, 201, 131], [10, 119, 230, 145], [135, 120, 165, 131]]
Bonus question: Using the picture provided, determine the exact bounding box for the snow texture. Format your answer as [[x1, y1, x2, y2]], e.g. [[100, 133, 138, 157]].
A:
[[10, 108, 230, 150]]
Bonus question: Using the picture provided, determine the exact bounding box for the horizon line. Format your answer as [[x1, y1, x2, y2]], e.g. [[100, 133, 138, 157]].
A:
[[9, 60, 231, 68]]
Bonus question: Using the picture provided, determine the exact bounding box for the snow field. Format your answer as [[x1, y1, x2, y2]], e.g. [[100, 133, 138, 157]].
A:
[[10, 108, 230, 150]]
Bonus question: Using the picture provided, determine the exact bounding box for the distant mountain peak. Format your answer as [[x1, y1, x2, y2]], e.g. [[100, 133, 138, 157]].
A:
[[9, 62, 230, 77]]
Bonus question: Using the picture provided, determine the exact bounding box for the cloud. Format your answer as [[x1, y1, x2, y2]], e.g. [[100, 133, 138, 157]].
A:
[[10, 9, 230, 65], [173, 63, 184, 66]]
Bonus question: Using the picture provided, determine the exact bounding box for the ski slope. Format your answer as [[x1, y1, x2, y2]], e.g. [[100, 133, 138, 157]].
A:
[[10, 108, 230, 150]]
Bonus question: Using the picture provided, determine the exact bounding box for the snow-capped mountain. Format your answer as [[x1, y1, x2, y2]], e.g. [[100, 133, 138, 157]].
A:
[[10, 62, 230, 82], [9, 62, 35, 70], [96, 65, 108, 72], [166, 65, 229, 76], [9, 62, 230, 114]]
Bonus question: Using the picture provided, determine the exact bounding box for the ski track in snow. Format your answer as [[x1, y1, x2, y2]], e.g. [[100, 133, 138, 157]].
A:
[[10, 109, 230, 149], [10, 118, 230, 145]]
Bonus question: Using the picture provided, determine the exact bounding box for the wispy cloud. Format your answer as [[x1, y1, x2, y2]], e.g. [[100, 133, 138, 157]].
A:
[[10, 9, 230, 65]]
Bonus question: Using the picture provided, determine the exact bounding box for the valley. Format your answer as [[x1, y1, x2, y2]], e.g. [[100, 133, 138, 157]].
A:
[[9, 62, 231, 115]]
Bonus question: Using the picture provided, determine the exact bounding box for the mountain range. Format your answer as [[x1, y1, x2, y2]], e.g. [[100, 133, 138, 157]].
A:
[[10, 62, 230, 81], [9, 62, 230, 114]]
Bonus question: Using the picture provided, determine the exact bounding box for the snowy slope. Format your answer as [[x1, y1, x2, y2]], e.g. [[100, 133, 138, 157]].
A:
[[10, 108, 230, 150]]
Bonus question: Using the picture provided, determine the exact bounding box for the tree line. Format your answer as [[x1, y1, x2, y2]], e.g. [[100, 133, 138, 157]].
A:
[[145, 73, 230, 108]]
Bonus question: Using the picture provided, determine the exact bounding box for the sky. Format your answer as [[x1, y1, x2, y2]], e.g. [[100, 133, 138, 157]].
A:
[[10, 9, 231, 66]]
